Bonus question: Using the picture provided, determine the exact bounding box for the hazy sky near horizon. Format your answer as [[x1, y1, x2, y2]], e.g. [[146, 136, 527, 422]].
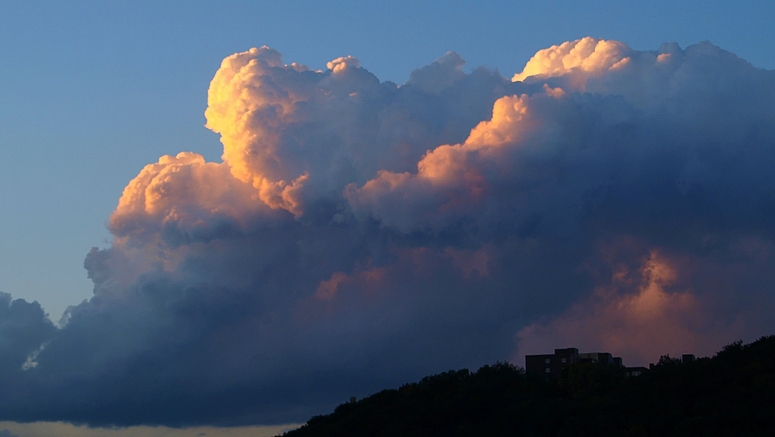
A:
[[0, 422, 300, 437], [2, 1, 775, 436]]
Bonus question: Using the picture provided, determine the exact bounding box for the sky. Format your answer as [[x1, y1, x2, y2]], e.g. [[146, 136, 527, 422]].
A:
[[1, 1, 775, 436]]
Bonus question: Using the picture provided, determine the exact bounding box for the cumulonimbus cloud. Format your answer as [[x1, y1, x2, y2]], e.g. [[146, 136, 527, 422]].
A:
[[1, 37, 775, 426]]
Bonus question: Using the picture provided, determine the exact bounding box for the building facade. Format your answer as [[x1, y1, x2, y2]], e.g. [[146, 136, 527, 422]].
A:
[[525, 347, 625, 380]]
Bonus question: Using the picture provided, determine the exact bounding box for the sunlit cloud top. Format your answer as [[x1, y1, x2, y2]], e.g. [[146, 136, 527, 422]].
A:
[[1, 37, 775, 427]]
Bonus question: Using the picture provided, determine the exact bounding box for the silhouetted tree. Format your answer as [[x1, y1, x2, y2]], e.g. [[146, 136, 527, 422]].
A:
[[282, 336, 775, 437]]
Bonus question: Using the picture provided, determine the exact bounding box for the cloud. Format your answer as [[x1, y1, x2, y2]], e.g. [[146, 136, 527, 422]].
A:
[[1, 37, 775, 427], [406, 51, 466, 93], [201, 46, 512, 217], [515, 246, 716, 366], [512, 37, 631, 86], [0, 293, 56, 375]]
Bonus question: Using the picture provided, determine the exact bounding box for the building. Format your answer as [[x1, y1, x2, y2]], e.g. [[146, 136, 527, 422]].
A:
[[625, 366, 648, 377], [527, 348, 700, 381], [525, 347, 626, 381], [578, 352, 621, 367]]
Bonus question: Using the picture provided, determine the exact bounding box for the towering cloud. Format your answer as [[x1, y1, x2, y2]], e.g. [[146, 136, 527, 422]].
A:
[[512, 37, 631, 85], [1, 37, 774, 426]]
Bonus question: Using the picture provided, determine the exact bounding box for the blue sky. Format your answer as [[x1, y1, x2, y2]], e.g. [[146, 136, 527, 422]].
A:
[[1, 1, 775, 435], [1, 0, 773, 320]]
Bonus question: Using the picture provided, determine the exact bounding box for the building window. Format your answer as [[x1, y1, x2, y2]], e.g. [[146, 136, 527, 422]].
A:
[[545, 368, 551, 373], [561, 358, 567, 363], [544, 358, 550, 364]]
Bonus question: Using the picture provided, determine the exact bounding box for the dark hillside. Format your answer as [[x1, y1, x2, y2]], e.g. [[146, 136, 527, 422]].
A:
[[281, 336, 775, 436]]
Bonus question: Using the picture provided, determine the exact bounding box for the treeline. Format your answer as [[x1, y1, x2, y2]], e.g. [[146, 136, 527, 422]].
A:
[[281, 336, 775, 436]]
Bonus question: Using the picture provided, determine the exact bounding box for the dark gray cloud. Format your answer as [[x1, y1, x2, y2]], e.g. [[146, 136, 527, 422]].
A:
[[0, 293, 56, 375], [1, 38, 774, 426]]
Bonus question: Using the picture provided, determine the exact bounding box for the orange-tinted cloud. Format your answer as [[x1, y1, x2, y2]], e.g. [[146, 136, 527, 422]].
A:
[[3, 38, 775, 427], [111, 152, 261, 238], [515, 250, 711, 365], [512, 37, 631, 88]]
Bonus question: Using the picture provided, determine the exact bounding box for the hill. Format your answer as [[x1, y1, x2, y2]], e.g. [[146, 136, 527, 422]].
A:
[[281, 336, 775, 436]]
